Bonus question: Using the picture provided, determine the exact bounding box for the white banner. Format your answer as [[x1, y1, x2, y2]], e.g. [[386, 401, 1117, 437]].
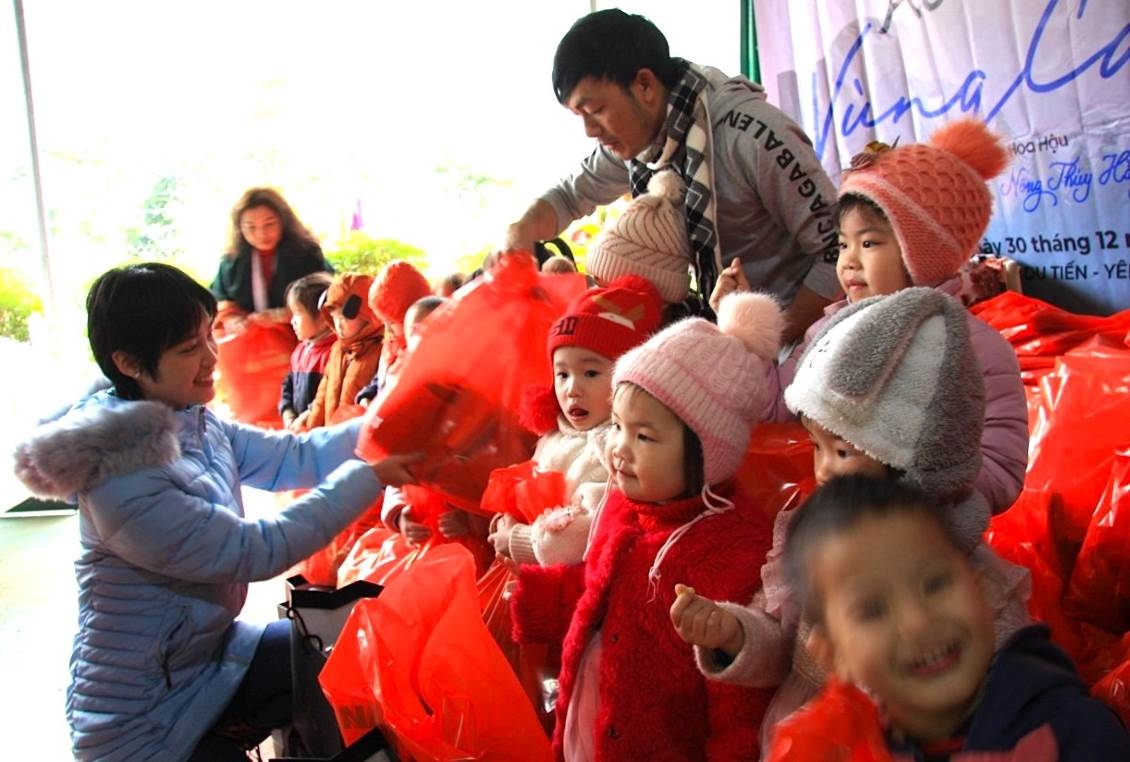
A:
[[754, 0, 1130, 314]]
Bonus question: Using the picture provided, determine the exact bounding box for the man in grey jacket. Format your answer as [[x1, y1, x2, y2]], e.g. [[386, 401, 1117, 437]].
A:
[[503, 9, 842, 342]]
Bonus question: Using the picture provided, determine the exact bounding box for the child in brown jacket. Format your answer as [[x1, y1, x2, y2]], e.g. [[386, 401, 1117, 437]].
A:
[[304, 273, 383, 429]]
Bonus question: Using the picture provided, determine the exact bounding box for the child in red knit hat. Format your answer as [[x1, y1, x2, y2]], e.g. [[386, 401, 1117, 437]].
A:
[[511, 292, 785, 760], [487, 274, 663, 567]]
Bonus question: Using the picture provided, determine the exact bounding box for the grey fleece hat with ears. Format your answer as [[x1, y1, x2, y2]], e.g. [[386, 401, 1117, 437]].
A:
[[784, 287, 989, 549]]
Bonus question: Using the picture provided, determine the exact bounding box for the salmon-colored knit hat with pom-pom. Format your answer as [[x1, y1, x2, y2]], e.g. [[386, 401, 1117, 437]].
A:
[[585, 170, 692, 303], [367, 260, 432, 326], [613, 291, 784, 486], [839, 118, 1010, 287]]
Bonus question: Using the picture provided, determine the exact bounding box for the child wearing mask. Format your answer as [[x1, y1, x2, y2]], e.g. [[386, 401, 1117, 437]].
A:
[[781, 475, 1130, 760], [487, 275, 662, 567], [512, 292, 784, 760], [303, 273, 382, 429]]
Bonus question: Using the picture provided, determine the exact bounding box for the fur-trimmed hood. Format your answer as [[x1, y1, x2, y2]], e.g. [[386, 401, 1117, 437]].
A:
[[14, 390, 183, 499]]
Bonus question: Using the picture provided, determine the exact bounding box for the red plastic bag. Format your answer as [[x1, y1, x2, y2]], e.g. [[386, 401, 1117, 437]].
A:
[[356, 257, 586, 514], [213, 316, 296, 427], [319, 543, 552, 761], [971, 291, 1130, 373], [481, 460, 568, 523], [734, 422, 817, 522], [1066, 446, 1130, 634], [1090, 638, 1130, 727], [765, 677, 892, 762]]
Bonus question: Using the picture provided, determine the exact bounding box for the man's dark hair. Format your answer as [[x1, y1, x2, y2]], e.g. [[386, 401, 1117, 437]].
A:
[[784, 475, 962, 626], [86, 263, 217, 400], [552, 9, 681, 104]]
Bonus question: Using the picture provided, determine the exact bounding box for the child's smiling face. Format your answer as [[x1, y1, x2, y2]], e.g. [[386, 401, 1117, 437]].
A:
[[810, 510, 995, 742]]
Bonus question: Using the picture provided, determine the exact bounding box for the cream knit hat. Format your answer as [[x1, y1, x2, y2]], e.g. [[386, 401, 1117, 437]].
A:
[[586, 171, 693, 303]]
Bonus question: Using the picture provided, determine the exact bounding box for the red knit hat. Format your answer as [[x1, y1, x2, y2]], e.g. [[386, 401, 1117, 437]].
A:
[[839, 118, 1010, 287], [547, 274, 663, 362], [367, 260, 432, 325]]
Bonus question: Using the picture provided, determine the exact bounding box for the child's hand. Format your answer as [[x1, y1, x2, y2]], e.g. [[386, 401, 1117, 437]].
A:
[[488, 514, 516, 559], [371, 451, 423, 487], [670, 583, 745, 657], [437, 508, 470, 539], [708, 257, 751, 313], [287, 411, 309, 433], [398, 505, 432, 545]]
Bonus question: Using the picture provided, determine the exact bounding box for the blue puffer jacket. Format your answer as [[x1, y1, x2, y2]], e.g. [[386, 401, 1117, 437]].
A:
[[13, 389, 383, 761]]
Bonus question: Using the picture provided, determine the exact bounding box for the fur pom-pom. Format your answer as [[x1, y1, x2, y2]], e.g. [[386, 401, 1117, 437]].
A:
[[929, 118, 1009, 181], [716, 292, 784, 361], [519, 384, 560, 436], [647, 169, 687, 205]]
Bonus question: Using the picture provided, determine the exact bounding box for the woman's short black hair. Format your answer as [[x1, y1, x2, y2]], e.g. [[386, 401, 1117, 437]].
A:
[[784, 475, 961, 626], [86, 263, 217, 400], [552, 9, 681, 104]]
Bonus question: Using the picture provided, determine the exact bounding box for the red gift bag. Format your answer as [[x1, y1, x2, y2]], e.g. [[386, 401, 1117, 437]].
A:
[[319, 544, 552, 761], [734, 422, 817, 522], [356, 256, 586, 513], [765, 677, 892, 761], [213, 316, 296, 427]]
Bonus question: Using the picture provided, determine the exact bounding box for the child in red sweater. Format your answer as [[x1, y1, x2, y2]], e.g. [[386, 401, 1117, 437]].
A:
[[511, 292, 784, 760]]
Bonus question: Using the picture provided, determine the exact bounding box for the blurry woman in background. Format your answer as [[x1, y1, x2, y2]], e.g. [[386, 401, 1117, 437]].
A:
[[211, 187, 332, 324]]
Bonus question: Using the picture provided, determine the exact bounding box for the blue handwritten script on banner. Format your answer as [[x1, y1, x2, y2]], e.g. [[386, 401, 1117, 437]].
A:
[[811, 0, 1129, 163], [755, 0, 1130, 314]]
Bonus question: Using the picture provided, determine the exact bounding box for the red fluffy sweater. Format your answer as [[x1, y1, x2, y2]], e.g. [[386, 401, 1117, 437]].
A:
[[512, 485, 774, 761]]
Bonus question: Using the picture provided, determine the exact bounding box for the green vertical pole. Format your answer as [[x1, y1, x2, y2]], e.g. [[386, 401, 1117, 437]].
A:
[[740, 0, 761, 83]]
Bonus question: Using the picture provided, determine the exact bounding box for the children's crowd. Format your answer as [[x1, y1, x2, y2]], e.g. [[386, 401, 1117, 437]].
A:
[[12, 14, 1129, 762]]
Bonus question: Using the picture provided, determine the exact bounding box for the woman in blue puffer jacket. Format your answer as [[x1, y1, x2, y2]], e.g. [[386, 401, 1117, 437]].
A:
[[14, 262, 418, 761]]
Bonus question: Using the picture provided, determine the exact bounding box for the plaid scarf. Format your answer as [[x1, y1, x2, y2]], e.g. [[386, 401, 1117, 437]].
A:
[[628, 59, 719, 300]]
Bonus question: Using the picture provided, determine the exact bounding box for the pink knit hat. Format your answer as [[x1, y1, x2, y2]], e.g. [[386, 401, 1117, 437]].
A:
[[585, 171, 692, 303], [839, 118, 1010, 287], [613, 292, 784, 486], [368, 260, 432, 326], [547, 274, 663, 362]]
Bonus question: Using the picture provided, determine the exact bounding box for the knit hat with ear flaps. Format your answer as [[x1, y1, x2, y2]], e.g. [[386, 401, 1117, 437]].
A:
[[784, 287, 989, 548], [368, 260, 432, 326], [613, 292, 784, 486], [839, 118, 1010, 287], [585, 170, 693, 303]]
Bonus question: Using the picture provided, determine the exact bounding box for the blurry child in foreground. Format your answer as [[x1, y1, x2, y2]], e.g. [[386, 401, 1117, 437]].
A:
[[487, 275, 662, 567], [779, 475, 1130, 760], [302, 273, 382, 429], [280, 272, 334, 432]]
